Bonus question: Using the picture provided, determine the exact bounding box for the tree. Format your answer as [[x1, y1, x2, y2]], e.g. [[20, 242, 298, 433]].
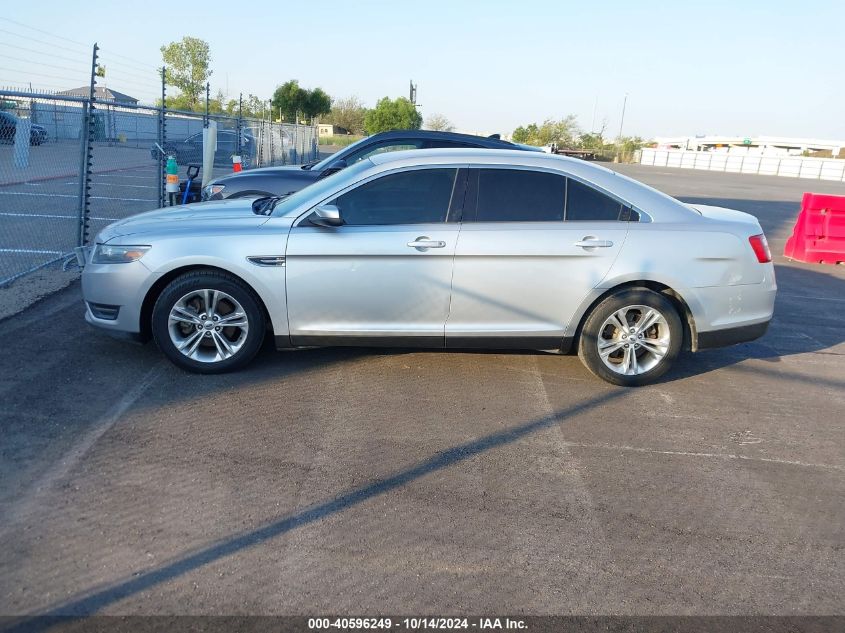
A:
[[272, 81, 332, 123], [305, 87, 332, 122], [272, 80, 305, 122], [322, 96, 368, 135], [425, 113, 453, 132], [616, 135, 646, 161], [510, 116, 580, 147], [511, 125, 529, 143], [160, 36, 212, 110], [224, 94, 266, 119], [364, 97, 422, 134]]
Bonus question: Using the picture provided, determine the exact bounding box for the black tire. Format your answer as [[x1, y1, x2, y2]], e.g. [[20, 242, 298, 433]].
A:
[[577, 288, 682, 387], [152, 270, 266, 374]]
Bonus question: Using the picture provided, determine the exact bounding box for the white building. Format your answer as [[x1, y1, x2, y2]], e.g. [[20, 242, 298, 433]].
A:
[[655, 135, 844, 158]]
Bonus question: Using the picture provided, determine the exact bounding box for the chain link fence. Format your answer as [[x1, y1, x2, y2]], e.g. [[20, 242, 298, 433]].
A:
[[0, 86, 318, 288]]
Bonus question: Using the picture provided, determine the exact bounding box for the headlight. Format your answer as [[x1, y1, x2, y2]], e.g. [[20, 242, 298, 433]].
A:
[[203, 184, 226, 200], [92, 244, 150, 264]]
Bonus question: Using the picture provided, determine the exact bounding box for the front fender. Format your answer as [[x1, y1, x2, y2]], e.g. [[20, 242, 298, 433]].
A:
[[143, 243, 290, 339]]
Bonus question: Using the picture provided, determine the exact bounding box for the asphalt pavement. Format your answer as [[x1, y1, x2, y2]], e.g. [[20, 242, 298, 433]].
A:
[[0, 165, 843, 617]]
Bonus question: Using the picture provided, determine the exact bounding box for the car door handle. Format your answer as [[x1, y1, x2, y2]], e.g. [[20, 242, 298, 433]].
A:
[[407, 237, 446, 250], [574, 237, 614, 248]]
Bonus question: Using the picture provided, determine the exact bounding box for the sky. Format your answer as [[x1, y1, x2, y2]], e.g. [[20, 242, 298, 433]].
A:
[[2, 0, 843, 139]]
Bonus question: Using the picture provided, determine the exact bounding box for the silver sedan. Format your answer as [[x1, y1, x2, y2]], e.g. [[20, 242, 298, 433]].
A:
[[78, 149, 776, 386]]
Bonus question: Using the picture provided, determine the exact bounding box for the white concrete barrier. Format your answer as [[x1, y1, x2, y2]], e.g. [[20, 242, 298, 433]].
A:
[[638, 149, 845, 182], [820, 161, 845, 181]]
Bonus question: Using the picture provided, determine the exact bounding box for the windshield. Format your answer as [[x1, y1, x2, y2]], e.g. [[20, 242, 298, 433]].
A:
[[272, 158, 374, 217], [307, 136, 372, 171]]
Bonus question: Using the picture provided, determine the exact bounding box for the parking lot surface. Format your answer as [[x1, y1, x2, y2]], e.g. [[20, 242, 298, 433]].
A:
[[1, 165, 843, 616]]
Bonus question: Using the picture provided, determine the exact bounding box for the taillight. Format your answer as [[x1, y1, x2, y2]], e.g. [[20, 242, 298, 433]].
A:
[[748, 234, 772, 263]]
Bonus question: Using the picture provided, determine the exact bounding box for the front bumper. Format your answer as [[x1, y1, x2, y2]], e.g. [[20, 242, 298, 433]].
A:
[[80, 255, 158, 336]]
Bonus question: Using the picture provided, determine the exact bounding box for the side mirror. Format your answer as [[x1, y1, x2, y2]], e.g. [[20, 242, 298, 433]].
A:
[[310, 204, 344, 227], [320, 158, 347, 176]]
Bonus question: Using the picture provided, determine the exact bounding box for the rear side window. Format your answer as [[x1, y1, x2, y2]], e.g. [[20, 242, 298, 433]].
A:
[[331, 168, 457, 225], [345, 140, 425, 165], [565, 179, 625, 221], [474, 169, 566, 222]]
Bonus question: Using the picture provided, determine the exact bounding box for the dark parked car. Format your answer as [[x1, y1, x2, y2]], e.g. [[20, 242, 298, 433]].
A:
[[200, 130, 540, 201], [0, 111, 48, 145], [151, 129, 255, 167]]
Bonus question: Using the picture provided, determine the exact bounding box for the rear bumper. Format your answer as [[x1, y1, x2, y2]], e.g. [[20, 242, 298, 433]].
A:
[[697, 320, 770, 350]]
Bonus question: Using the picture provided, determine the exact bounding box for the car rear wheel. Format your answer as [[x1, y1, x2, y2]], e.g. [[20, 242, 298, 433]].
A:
[[578, 289, 682, 387], [152, 271, 266, 373]]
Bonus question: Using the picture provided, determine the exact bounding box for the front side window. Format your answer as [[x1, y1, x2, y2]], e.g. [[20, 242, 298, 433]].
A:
[[565, 179, 625, 221], [330, 168, 457, 225], [473, 169, 566, 222]]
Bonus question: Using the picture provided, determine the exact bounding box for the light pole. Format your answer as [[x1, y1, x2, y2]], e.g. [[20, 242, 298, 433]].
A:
[[617, 93, 628, 140]]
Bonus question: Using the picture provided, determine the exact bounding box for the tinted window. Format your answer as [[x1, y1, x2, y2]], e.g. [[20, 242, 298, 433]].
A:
[[474, 169, 566, 222], [345, 140, 424, 165], [565, 179, 624, 221], [331, 168, 457, 225], [425, 139, 478, 149]]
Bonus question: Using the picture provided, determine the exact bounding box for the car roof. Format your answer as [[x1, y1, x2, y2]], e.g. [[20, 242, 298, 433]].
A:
[[366, 129, 519, 149], [367, 148, 696, 222]]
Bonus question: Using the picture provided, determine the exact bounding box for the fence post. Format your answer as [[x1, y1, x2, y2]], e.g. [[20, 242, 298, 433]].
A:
[[204, 82, 209, 128], [269, 121, 275, 166], [237, 93, 243, 159], [158, 67, 166, 208], [255, 120, 262, 169], [76, 43, 98, 247]]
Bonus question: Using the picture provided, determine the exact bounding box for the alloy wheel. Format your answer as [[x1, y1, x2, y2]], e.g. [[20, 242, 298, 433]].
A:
[[596, 304, 671, 376], [167, 289, 250, 363]]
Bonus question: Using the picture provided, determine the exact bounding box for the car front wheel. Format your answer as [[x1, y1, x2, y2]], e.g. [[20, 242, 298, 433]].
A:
[[578, 288, 682, 387], [152, 271, 266, 373]]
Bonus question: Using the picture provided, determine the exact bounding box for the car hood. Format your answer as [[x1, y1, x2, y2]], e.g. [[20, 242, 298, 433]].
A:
[[215, 164, 321, 183], [97, 199, 268, 242]]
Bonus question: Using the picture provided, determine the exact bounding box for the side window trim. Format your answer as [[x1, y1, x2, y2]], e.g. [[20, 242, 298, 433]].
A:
[[462, 168, 479, 223], [447, 168, 469, 223], [563, 173, 645, 222]]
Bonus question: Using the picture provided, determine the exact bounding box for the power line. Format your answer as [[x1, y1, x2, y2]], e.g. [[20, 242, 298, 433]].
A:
[[0, 16, 89, 48], [0, 41, 86, 65], [0, 67, 89, 82], [0, 29, 90, 57], [0, 53, 86, 75], [98, 48, 159, 73]]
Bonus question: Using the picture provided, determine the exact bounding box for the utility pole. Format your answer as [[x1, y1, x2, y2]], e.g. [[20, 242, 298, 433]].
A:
[[617, 93, 628, 140], [409, 80, 417, 106], [591, 96, 598, 133]]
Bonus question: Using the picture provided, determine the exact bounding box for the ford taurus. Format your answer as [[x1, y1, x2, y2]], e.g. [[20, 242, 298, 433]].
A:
[[78, 149, 776, 386]]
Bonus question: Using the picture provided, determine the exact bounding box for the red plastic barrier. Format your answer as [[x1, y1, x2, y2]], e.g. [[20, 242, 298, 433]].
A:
[[783, 192, 845, 265]]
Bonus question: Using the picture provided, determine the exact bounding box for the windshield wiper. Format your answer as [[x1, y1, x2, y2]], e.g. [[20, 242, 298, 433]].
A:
[[251, 193, 296, 216], [251, 196, 280, 216], [300, 160, 319, 170]]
